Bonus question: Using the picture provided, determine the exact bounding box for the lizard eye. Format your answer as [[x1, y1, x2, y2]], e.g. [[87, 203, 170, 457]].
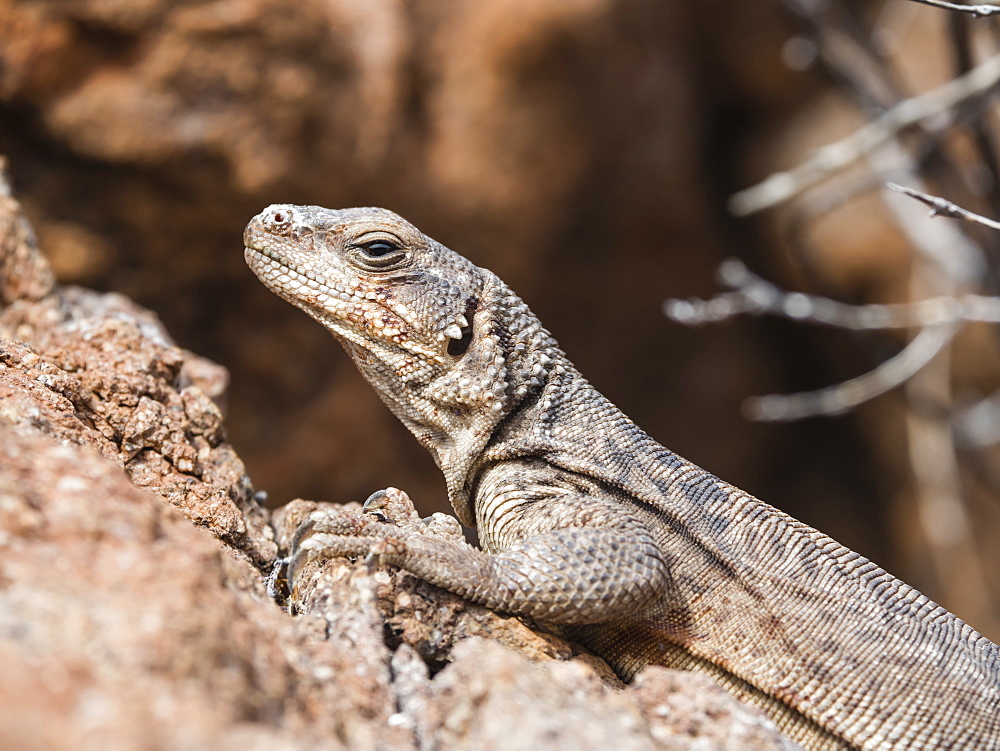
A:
[[362, 241, 396, 257], [350, 239, 407, 270]]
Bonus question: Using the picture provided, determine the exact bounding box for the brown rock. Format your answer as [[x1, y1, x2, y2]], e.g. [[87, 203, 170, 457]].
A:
[[0, 157, 53, 305], [412, 639, 795, 750], [0, 164, 273, 564], [0, 288, 275, 566], [0, 423, 394, 751]]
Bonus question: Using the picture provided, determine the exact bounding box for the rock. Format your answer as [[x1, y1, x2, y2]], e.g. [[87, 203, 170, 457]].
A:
[[0, 164, 797, 749], [0, 161, 272, 565], [0, 157, 53, 305]]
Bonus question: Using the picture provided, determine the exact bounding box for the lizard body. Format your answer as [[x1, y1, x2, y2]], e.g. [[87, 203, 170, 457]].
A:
[[244, 204, 1000, 750]]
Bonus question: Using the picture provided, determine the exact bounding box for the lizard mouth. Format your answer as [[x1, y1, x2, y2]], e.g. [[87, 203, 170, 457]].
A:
[[244, 243, 344, 305], [244, 242, 446, 362]]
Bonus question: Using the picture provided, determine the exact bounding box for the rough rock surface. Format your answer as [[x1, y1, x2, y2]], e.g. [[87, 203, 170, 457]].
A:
[[0, 168, 798, 748]]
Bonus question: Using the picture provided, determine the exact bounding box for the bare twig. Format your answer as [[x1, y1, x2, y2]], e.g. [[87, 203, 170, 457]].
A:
[[904, 348, 987, 619], [744, 325, 955, 421], [955, 389, 1000, 446], [947, 12, 1000, 220], [728, 51, 1000, 216], [888, 182, 1000, 229], [785, 0, 903, 110], [662, 258, 999, 420], [876, 154, 985, 284], [901, 0, 1000, 17], [786, 0, 988, 282], [750, 0, 1000, 633], [664, 258, 1000, 328]]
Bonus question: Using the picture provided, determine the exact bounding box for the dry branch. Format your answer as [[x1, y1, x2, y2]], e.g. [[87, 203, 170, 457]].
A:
[[728, 52, 1000, 216], [888, 182, 1000, 229], [902, 0, 1000, 17], [664, 259, 1000, 329]]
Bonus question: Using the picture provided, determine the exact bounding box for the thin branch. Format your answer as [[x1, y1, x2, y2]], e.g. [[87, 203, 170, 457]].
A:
[[663, 258, 1000, 328], [728, 51, 1000, 216], [744, 325, 955, 421], [664, 260, 971, 419], [785, 0, 903, 110], [955, 389, 1000, 446], [751, 0, 1000, 628], [947, 12, 1000, 220], [901, 0, 1000, 18], [877, 155, 986, 285], [888, 181, 1000, 229]]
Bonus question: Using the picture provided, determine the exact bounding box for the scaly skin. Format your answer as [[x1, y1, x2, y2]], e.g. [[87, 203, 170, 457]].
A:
[[245, 204, 1000, 750]]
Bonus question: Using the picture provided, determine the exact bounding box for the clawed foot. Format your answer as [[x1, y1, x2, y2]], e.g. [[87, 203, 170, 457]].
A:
[[360, 486, 420, 523], [271, 487, 463, 607]]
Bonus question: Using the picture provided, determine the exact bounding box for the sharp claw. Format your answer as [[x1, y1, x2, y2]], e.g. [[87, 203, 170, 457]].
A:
[[364, 551, 381, 573], [285, 533, 340, 595], [290, 517, 318, 551], [265, 556, 290, 600], [362, 489, 389, 511], [285, 546, 312, 599], [421, 512, 464, 539]]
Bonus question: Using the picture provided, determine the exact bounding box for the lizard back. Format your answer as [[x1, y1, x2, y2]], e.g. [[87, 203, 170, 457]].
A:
[[479, 357, 1000, 747]]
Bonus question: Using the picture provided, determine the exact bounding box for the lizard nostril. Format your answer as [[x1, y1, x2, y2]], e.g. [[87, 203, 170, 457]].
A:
[[264, 207, 293, 230]]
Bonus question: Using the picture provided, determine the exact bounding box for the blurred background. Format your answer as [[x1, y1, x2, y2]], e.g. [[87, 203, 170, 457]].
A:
[[1, 0, 998, 639]]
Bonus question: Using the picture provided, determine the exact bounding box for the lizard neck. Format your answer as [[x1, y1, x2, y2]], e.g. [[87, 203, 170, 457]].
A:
[[342, 273, 559, 526]]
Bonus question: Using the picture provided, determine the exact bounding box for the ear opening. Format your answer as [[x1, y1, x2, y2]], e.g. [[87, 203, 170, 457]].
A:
[[447, 323, 473, 356], [446, 296, 479, 357]]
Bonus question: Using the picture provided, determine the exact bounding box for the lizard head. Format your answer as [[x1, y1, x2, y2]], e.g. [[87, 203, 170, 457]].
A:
[[244, 204, 481, 368], [245, 203, 556, 413], [244, 203, 560, 523]]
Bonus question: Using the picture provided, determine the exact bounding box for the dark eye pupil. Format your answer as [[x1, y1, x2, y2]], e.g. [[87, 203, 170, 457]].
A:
[[365, 242, 395, 257]]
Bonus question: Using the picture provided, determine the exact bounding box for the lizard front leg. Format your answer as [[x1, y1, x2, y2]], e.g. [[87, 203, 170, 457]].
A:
[[288, 487, 670, 626]]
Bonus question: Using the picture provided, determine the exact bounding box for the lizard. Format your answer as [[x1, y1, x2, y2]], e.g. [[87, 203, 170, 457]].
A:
[[243, 204, 1000, 750]]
